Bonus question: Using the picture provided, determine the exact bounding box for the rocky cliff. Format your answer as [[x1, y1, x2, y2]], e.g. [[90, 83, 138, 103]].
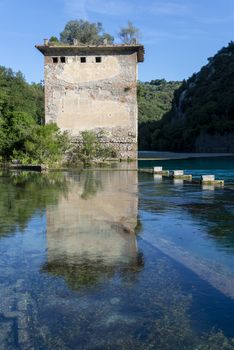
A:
[[152, 42, 234, 152]]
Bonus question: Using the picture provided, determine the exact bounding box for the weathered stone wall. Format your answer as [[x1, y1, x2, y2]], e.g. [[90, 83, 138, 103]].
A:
[[44, 51, 138, 158]]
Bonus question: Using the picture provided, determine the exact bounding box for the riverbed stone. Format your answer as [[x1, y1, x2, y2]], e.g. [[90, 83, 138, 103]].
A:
[[0, 321, 15, 349]]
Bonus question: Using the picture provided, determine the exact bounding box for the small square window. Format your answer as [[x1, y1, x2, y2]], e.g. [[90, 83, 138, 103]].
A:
[[80, 57, 86, 63], [96, 57, 102, 63], [60, 57, 66, 63], [52, 57, 58, 63]]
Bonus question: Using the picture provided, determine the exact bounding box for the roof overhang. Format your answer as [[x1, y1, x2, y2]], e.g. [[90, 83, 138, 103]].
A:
[[35, 44, 145, 62]]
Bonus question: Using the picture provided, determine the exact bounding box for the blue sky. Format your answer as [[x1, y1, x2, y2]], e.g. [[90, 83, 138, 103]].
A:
[[0, 0, 233, 83]]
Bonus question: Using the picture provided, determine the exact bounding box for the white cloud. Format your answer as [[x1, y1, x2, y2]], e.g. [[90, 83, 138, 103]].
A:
[[63, 0, 191, 18]]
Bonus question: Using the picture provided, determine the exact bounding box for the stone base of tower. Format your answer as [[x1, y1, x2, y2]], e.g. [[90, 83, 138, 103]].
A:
[[105, 141, 137, 159], [69, 127, 138, 160]]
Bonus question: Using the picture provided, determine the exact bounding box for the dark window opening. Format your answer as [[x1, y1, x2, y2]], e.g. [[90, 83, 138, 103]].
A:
[[80, 57, 86, 63], [60, 57, 66, 63], [52, 57, 58, 63], [96, 57, 102, 63]]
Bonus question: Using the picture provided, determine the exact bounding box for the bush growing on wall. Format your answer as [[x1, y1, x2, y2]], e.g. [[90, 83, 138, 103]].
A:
[[67, 130, 117, 166]]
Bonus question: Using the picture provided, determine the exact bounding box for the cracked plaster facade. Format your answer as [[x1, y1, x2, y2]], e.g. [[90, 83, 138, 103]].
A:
[[36, 44, 144, 159]]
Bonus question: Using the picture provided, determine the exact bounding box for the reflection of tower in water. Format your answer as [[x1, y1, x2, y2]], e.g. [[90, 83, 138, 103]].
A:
[[42, 169, 143, 289]]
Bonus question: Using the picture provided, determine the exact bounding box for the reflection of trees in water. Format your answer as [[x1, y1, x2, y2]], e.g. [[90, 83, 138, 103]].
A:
[[0, 171, 69, 237], [138, 174, 179, 213], [180, 189, 234, 251], [139, 174, 234, 251], [42, 253, 144, 290], [80, 172, 103, 199]]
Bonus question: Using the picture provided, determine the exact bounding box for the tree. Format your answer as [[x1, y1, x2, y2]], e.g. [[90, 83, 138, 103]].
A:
[[149, 42, 234, 152], [118, 21, 140, 44], [67, 130, 117, 165], [60, 20, 114, 45], [0, 111, 36, 160], [0, 110, 69, 164], [0, 66, 44, 124], [49, 36, 59, 44]]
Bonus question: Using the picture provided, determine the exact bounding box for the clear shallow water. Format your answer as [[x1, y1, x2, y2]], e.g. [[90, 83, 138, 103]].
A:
[[0, 163, 234, 349]]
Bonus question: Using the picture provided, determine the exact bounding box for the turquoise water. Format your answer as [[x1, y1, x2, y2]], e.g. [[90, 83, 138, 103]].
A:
[[0, 161, 234, 349], [139, 156, 234, 182]]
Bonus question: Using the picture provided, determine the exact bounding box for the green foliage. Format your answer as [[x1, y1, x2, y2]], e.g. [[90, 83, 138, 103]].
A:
[[0, 65, 69, 165], [13, 123, 69, 165], [81, 130, 98, 160], [67, 130, 117, 166], [60, 19, 114, 45], [0, 111, 36, 159], [152, 42, 234, 151], [49, 36, 59, 44], [118, 21, 140, 44], [0, 110, 69, 165], [0, 66, 44, 124], [138, 79, 181, 150]]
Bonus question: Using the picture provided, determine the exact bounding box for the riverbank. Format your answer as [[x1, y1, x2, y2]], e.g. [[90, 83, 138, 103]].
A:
[[138, 151, 234, 160], [1, 152, 233, 172]]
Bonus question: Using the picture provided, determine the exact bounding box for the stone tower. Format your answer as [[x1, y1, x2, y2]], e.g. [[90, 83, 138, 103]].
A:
[[35, 42, 144, 159]]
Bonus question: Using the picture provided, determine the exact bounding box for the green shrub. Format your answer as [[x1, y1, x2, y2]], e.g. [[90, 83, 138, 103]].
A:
[[0, 66, 44, 124], [67, 130, 117, 166], [0, 111, 69, 165], [49, 36, 59, 43]]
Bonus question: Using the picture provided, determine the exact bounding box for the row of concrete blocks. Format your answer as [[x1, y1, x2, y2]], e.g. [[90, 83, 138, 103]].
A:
[[151, 166, 224, 185]]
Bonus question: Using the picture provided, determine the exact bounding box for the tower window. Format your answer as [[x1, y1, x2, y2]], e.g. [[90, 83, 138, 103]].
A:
[[80, 57, 86, 63], [96, 57, 102, 63], [60, 57, 66, 63], [52, 57, 58, 63]]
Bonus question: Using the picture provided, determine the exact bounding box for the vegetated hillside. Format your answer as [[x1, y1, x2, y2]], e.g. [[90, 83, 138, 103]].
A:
[[138, 79, 181, 150], [152, 42, 234, 152], [0, 66, 44, 124]]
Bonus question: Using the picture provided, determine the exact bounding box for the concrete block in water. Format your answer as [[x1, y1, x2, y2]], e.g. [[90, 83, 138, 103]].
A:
[[201, 175, 215, 181], [170, 170, 184, 177], [169, 170, 192, 181], [153, 166, 163, 173], [201, 174, 224, 186]]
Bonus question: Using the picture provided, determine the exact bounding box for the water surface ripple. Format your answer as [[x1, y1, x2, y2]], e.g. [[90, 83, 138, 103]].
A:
[[0, 159, 234, 349]]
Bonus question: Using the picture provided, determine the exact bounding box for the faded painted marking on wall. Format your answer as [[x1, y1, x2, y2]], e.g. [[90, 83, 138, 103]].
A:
[[59, 56, 121, 83]]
